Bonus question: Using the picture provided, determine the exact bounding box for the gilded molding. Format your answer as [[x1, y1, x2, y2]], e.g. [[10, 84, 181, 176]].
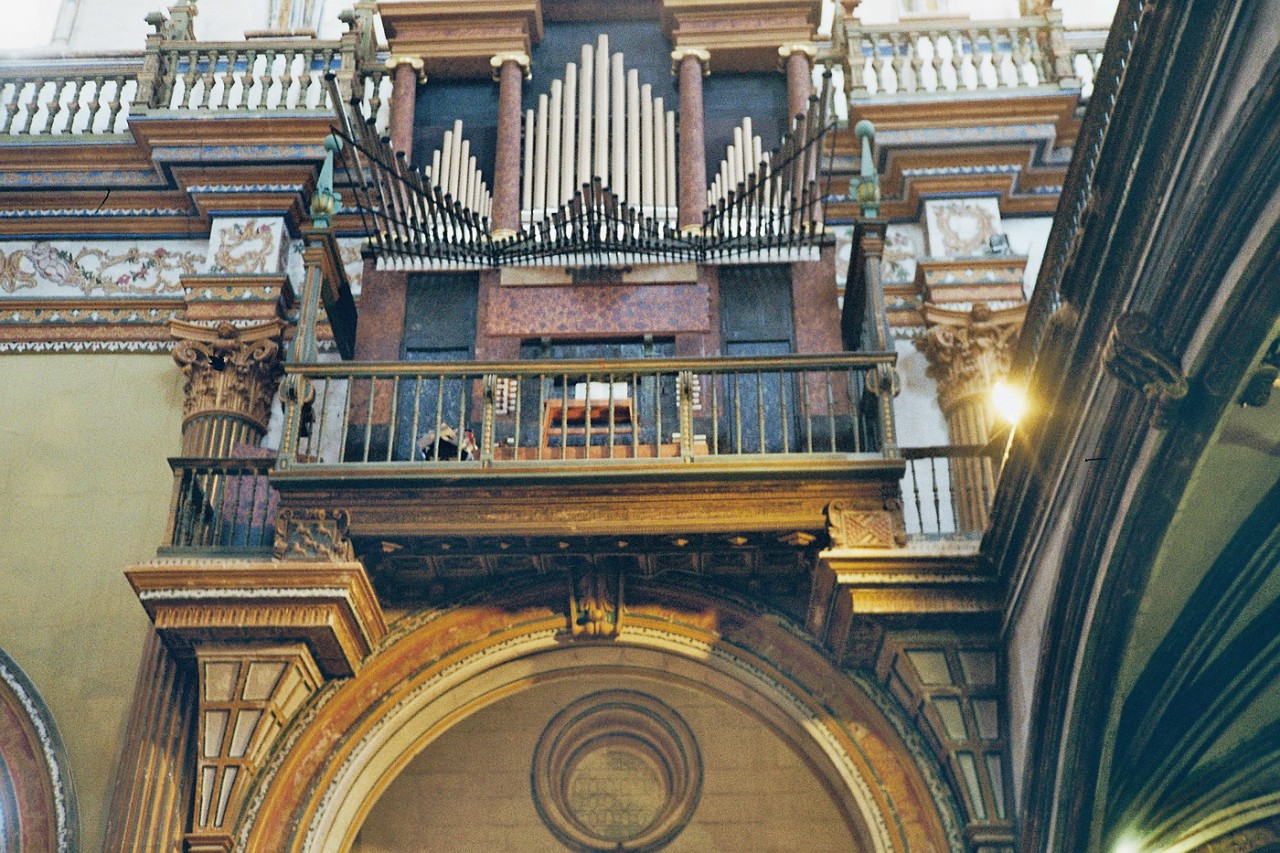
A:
[[126, 558, 388, 678]]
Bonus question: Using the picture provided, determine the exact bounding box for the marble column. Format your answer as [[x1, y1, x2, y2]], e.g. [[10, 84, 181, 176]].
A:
[[917, 302, 1027, 531], [385, 55, 425, 158], [671, 47, 710, 234], [490, 51, 531, 238], [779, 43, 817, 121]]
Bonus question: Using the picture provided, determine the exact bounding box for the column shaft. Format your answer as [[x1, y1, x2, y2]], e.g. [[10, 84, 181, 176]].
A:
[[389, 59, 421, 158], [676, 52, 708, 232], [784, 49, 813, 120], [492, 57, 526, 235]]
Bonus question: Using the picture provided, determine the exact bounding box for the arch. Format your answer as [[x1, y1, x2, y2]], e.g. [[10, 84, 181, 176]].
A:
[[239, 580, 963, 852], [0, 648, 76, 853]]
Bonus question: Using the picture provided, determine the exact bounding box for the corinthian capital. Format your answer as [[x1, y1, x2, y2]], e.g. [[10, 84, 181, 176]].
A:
[[917, 303, 1026, 417], [170, 319, 286, 437]]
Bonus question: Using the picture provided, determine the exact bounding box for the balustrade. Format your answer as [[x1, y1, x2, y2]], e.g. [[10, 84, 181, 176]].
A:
[[0, 56, 141, 136], [165, 457, 278, 550], [901, 444, 1001, 536], [276, 353, 895, 469], [846, 15, 1077, 98]]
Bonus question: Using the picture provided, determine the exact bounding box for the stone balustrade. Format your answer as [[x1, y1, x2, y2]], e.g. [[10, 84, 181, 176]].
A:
[[845, 14, 1078, 99], [0, 55, 142, 136]]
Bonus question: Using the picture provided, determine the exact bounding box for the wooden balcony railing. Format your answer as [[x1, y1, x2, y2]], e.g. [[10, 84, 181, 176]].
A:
[[163, 457, 278, 551], [845, 13, 1079, 99], [276, 353, 900, 470], [901, 444, 1002, 536]]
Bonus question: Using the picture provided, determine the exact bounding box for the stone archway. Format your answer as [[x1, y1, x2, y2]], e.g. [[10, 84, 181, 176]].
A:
[[238, 581, 964, 852]]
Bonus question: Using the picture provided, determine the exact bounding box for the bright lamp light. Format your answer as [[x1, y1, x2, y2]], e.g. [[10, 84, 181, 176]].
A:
[[992, 380, 1028, 425]]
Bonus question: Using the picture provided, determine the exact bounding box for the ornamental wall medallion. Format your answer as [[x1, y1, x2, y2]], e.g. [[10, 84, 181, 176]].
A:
[[924, 198, 1002, 258], [532, 691, 702, 852]]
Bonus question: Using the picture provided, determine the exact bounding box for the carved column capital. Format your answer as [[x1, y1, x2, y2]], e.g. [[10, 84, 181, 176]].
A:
[[490, 50, 532, 80], [671, 46, 711, 77], [778, 42, 818, 61], [384, 54, 427, 83], [917, 303, 1026, 417], [170, 319, 286, 455]]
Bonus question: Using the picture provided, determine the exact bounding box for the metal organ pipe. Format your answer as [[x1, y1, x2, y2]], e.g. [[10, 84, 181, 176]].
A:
[[547, 80, 563, 209], [561, 62, 577, 204], [640, 84, 654, 211], [594, 34, 608, 186], [518, 36, 681, 226], [533, 93, 549, 213], [578, 43, 593, 194], [653, 97, 666, 211], [611, 51, 625, 202], [626, 70, 640, 207], [670, 110, 680, 212], [521, 107, 535, 215]]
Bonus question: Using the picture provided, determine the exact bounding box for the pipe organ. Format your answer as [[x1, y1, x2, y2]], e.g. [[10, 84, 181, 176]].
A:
[[521, 35, 678, 225], [426, 119, 493, 223], [330, 51, 836, 270]]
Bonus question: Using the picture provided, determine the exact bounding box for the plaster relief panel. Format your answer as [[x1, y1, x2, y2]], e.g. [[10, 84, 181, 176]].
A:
[[924, 198, 1002, 258], [882, 223, 925, 284], [209, 217, 286, 274]]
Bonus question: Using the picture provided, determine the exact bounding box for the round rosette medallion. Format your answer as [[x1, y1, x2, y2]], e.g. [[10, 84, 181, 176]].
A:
[[531, 691, 702, 852]]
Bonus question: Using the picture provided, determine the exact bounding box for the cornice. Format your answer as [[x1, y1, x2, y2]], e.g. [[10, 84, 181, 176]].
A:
[[126, 559, 388, 678], [377, 0, 543, 79], [662, 0, 823, 72]]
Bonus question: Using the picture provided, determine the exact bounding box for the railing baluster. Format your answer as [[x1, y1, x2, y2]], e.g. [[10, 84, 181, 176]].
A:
[[410, 375, 423, 460], [338, 376, 353, 464], [825, 370, 837, 453], [385, 373, 399, 462], [362, 377, 376, 463]]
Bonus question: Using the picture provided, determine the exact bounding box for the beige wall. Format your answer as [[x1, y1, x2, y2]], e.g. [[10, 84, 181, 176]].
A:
[[0, 354, 184, 850], [352, 673, 865, 853]]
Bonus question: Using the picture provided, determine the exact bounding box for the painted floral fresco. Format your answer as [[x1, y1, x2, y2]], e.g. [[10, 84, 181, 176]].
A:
[[0, 241, 204, 296]]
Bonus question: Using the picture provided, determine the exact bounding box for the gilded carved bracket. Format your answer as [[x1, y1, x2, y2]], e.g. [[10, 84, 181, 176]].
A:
[[273, 507, 356, 563]]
